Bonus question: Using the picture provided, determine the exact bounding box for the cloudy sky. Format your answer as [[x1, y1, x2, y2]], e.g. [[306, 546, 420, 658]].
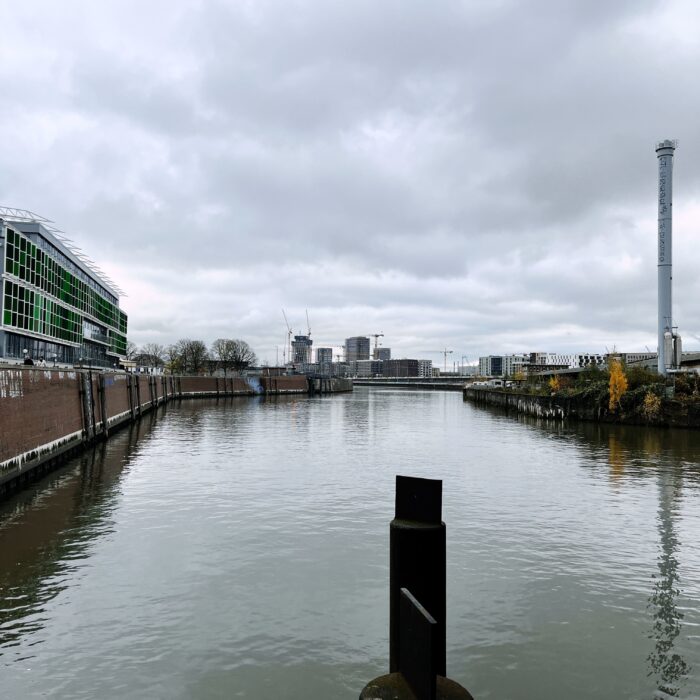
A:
[[2, 0, 700, 364]]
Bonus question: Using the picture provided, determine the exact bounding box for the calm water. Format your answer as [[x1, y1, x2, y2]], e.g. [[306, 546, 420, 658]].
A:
[[2, 388, 700, 699]]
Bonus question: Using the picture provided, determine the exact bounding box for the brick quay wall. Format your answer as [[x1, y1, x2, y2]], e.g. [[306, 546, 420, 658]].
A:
[[0, 369, 351, 496]]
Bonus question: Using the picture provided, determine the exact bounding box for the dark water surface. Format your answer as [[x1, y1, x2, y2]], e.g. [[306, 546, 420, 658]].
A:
[[1, 388, 700, 699]]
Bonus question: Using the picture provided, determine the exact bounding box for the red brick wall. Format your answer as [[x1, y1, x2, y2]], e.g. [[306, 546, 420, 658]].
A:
[[179, 376, 219, 394], [0, 368, 83, 465], [260, 376, 308, 393], [137, 375, 151, 409], [104, 373, 131, 422], [91, 374, 104, 429]]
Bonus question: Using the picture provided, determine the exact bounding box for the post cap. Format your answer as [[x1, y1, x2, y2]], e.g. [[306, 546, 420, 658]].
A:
[[395, 475, 442, 524]]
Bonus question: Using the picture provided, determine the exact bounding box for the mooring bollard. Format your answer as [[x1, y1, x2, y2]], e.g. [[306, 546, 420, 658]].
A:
[[391, 475, 446, 676], [359, 475, 473, 700]]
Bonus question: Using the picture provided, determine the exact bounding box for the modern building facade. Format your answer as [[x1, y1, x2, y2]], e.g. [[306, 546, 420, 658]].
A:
[[377, 347, 391, 361], [480, 352, 606, 376], [383, 359, 419, 377], [345, 336, 370, 362], [291, 334, 312, 365], [316, 347, 333, 364], [479, 356, 504, 377], [354, 359, 383, 377], [503, 354, 528, 377], [316, 347, 333, 375], [417, 359, 433, 378], [0, 209, 127, 366]]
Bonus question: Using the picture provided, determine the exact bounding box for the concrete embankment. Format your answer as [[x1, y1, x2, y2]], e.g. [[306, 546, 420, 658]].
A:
[[0, 369, 351, 496], [463, 386, 700, 428]]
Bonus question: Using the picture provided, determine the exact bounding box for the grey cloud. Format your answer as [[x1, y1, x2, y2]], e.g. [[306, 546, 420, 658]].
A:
[[1, 0, 700, 361]]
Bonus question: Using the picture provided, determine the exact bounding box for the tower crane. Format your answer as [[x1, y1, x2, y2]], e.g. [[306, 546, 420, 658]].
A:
[[281, 309, 293, 365], [424, 348, 454, 373], [368, 333, 384, 359], [306, 309, 311, 337]]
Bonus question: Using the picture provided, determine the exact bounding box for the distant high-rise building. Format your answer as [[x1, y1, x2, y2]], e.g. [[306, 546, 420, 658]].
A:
[[316, 347, 333, 364], [345, 336, 370, 362], [377, 347, 391, 361], [291, 335, 312, 365], [316, 347, 333, 375]]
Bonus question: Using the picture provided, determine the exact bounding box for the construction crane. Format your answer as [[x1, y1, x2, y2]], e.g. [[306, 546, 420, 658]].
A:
[[306, 309, 311, 337], [368, 333, 384, 359], [424, 348, 454, 373], [281, 309, 293, 365]]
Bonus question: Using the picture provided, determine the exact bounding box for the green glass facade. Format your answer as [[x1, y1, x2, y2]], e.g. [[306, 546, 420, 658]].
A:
[[2, 226, 127, 356]]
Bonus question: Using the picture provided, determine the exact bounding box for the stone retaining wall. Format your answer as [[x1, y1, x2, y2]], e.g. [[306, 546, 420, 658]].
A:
[[463, 387, 700, 428]]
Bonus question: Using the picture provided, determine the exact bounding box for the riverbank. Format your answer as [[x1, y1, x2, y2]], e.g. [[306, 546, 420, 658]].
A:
[[0, 368, 351, 496], [463, 385, 700, 428], [353, 377, 466, 391]]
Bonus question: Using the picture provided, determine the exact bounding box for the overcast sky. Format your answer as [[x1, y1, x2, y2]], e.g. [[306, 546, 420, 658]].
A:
[[2, 0, 700, 364]]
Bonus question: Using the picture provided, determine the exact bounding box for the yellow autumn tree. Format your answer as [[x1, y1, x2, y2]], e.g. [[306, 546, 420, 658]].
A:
[[608, 360, 628, 412], [549, 376, 561, 392]]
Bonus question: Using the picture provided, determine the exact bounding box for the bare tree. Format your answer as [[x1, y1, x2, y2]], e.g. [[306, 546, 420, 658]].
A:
[[176, 339, 209, 375], [210, 338, 236, 376], [230, 339, 257, 374], [125, 341, 138, 360], [140, 343, 166, 369], [165, 343, 183, 375]]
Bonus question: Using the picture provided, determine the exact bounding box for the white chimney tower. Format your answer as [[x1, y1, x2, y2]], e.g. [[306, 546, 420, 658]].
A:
[[655, 139, 676, 375]]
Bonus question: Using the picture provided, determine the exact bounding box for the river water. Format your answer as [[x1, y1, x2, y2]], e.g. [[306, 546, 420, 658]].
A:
[[1, 387, 700, 699]]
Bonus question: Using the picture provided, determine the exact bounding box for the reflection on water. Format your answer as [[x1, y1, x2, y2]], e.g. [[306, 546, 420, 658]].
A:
[[1, 392, 700, 699], [0, 412, 157, 655], [648, 471, 690, 697], [598, 431, 691, 694], [462, 406, 698, 697]]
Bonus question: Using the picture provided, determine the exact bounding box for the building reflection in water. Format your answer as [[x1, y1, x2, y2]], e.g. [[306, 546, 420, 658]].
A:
[[0, 411, 158, 655], [647, 468, 690, 697], [512, 416, 694, 695]]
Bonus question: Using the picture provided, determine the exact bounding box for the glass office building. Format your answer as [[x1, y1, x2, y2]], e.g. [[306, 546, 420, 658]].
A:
[[0, 208, 127, 366]]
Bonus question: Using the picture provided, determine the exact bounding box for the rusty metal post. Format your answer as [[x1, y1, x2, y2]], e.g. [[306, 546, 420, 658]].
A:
[[391, 475, 446, 676], [360, 476, 473, 700]]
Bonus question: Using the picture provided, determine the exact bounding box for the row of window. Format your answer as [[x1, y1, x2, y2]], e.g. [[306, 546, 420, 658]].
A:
[[33, 231, 118, 304], [4, 227, 127, 334], [3, 280, 82, 345], [110, 330, 127, 356]]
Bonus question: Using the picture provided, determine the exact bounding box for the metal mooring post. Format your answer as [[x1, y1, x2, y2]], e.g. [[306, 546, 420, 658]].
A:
[[359, 475, 473, 700]]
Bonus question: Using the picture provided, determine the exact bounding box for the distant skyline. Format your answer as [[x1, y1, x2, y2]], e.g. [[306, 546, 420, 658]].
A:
[[2, 1, 700, 362]]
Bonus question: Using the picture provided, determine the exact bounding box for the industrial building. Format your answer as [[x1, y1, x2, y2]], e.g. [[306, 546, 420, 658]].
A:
[[0, 208, 127, 366]]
